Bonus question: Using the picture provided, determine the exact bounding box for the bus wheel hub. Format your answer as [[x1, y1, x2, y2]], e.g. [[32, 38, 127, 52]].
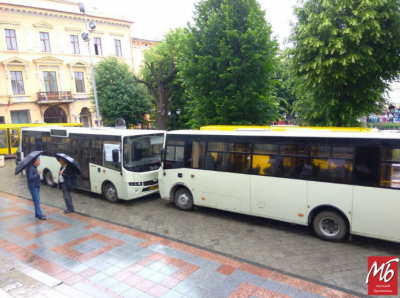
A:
[[178, 194, 189, 206], [319, 217, 340, 237]]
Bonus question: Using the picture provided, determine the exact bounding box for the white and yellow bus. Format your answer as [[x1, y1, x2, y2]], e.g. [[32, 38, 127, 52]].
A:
[[0, 123, 82, 156], [159, 129, 400, 243], [21, 126, 165, 202]]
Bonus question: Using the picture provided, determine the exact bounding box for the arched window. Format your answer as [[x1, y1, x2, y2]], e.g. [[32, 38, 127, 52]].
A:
[[44, 107, 67, 123], [80, 107, 91, 127]]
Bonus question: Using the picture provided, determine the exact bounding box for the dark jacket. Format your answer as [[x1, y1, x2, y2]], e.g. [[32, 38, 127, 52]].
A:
[[27, 165, 41, 189], [58, 165, 76, 191]]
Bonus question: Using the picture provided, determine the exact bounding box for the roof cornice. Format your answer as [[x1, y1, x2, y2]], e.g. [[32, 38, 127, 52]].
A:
[[0, 2, 133, 27]]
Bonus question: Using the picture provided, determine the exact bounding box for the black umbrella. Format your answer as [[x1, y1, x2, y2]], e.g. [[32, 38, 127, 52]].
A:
[[55, 153, 81, 175], [15, 151, 43, 175]]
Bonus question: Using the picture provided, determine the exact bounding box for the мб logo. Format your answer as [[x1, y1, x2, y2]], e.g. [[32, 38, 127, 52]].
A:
[[366, 256, 399, 296]]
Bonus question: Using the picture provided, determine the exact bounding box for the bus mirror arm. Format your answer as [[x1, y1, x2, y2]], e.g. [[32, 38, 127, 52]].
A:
[[160, 148, 166, 175]]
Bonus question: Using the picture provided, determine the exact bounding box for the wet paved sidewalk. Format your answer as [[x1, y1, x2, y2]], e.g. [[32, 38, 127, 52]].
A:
[[0, 192, 360, 298]]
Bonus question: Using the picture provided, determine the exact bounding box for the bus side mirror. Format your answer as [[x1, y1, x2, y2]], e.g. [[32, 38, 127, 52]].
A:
[[161, 148, 166, 163], [112, 149, 119, 163]]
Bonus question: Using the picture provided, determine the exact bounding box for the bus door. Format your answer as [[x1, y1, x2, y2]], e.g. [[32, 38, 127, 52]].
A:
[[351, 145, 399, 240], [71, 138, 91, 190], [8, 128, 19, 155], [161, 140, 186, 197], [0, 128, 8, 155], [185, 140, 251, 213]]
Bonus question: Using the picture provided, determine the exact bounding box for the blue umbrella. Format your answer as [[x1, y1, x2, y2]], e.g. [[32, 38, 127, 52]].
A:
[[15, 151, 43, 175], [54, 153, 81, 175]]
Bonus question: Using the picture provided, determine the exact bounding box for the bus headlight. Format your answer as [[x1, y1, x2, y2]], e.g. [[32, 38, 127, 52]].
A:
[[129, 182, 142, 186]]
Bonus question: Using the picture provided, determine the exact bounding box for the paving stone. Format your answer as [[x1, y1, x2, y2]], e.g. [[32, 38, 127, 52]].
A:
[[173, 281, 195, 295], [109, 282, 132, 295], [1, 162, 386, 297], [100, 277, 120, 289], [136, 267, 157, 279], [120, 287, 144, 298], [160, 290, 183, 298], [73, 281, 114, 298]]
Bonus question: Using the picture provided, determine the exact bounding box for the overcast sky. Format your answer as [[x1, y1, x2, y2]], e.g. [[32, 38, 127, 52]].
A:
[[83, 0, 297, 48], [81, 0, 400, 102]]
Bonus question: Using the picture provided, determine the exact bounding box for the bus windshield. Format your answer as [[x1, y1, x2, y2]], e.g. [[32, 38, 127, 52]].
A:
[[123, 134, 164, 172]]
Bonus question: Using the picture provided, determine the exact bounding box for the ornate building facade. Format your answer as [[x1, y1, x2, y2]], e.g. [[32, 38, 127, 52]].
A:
[[0, 0, 133, 126]]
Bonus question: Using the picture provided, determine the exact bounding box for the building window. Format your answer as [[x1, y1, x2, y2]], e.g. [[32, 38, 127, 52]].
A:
[[11, 110, 30, 124], [70, 35, 80, 54], [74, 72, 85, 93], [10, 71, 25, 95], [0, 116, 5, 124], [40, 32, 51, 52], [94, 37, 102, 55], [43, 71, 58, 92], [114, 39, 122, 57], [5, 29, 18, 51]]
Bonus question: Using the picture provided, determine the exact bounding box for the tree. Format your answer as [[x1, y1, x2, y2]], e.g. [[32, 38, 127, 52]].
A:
[[137, 29, 185, 130], [91, 56, 151, 127], [287, 0, 400, 126], [178, 0, 280, 128], [274, 57, 312, 124]]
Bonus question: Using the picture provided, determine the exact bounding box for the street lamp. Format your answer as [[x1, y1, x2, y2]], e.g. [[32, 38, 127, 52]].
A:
[[168, 109, 180, 130], [79, 3, 101, 127]]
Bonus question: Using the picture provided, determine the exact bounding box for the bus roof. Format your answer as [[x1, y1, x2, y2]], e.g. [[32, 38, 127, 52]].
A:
[[167, 129, 400, 139], [200, 125, 375, 132], [21, 126, 165, 137], [0, 123, 83, 129]]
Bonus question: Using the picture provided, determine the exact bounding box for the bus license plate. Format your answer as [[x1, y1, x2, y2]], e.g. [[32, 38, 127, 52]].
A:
[[149, 185, 159, 190]]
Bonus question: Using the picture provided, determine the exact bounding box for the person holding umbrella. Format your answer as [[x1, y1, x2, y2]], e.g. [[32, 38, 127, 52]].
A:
[[15, 151, 46, 220], [57, 157, 76, 213], [27, 157, 46, 220]]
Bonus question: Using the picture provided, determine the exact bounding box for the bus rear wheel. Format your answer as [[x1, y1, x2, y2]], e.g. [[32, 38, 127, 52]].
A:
[[44, 170, 56, 187], [104, 183, 119, 203], [313, 211, 347, 242], [174, 188, 194, 211]]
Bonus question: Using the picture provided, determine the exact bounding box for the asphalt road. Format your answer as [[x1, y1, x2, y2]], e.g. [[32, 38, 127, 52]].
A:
[[1, 159, 399, 296]]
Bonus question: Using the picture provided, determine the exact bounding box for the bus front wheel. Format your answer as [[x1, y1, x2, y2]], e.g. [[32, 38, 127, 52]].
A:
[[104, 183, 119, 203], [174, 188, 193, 211], [313, 211, 347, 242], [44, 170, 56, 188]]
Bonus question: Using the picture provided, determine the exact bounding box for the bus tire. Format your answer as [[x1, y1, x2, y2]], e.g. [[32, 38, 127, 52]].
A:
[[104, 183, 119, 203], [313, 211, 347, 242], [44, 170, 56, 188], [174, 188, 194, 211]]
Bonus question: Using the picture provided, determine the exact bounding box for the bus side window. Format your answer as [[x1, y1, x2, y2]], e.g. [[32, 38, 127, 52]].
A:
[[205, 141, 251, 174], [90, 140, 102, 165], [0, 130, 7, 149], [190, 141, 205, 169], [165, 140, 185, 169], [380, 148, 400, 188], [11, 129, 19, 148], [42, 136, 51, 155], [310, 146, 353, 184], [354, 146, 379, 186]]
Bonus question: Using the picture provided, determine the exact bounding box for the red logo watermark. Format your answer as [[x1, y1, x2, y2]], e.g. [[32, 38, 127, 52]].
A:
[[366, 256, 399, 296]]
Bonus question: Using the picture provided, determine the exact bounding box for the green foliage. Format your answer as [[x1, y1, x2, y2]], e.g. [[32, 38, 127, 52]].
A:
[[138, 29, 186, 130], [178, 0, 280, 128], [274, 57, 311, 120], [287, 0, 400, 126], [91, 56, 151, 127]]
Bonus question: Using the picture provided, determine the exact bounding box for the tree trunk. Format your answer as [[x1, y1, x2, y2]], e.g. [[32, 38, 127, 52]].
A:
[[156, 109, 168, 130]]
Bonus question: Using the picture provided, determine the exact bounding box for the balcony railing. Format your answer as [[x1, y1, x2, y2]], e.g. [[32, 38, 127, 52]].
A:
[[37, 91, 73, 102]]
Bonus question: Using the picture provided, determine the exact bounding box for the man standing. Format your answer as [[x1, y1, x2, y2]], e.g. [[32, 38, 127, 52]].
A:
[[58, 158, 75, 213], [27, 158, 46, 220]]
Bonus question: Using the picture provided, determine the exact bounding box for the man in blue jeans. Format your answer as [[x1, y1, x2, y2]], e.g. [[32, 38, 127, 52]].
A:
[[27, 157, 46, 220]]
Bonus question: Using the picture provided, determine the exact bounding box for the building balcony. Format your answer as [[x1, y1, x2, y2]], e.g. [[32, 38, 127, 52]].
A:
[[37, 91, 74, 104]]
